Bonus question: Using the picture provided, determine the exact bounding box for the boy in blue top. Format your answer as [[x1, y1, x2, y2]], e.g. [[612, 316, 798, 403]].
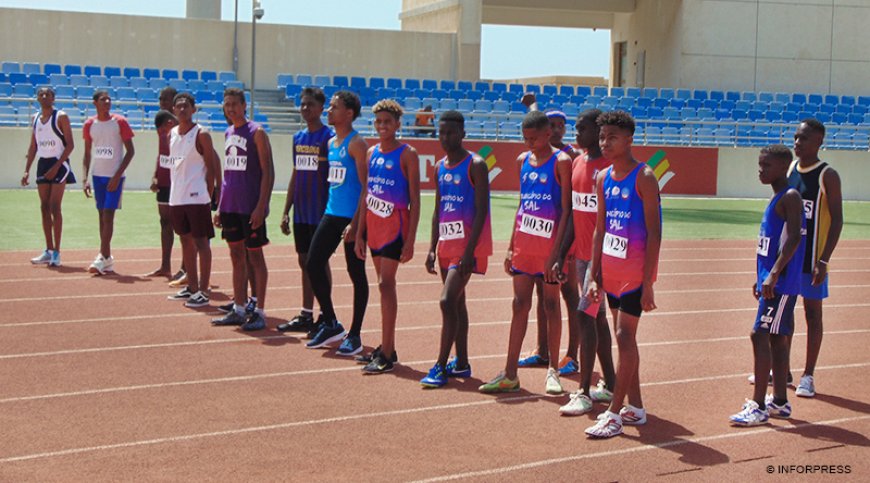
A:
[[731, 145, 805, 427]]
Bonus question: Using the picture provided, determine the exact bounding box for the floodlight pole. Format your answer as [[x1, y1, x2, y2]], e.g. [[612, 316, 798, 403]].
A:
[[250, 1, 262, 119], [232, 0, 239, 75]]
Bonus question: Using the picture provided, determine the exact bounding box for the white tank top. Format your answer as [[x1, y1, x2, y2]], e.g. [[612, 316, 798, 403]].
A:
[[33, 110, 67, 159], [168, 124, 211, 206]]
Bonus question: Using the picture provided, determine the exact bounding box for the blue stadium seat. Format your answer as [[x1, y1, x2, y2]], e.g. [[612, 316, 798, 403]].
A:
[[420, 97, 438, 109], [658, 88, 674, 99], [405, 79, 421, 90], [570, 86, 588, 97], [48, 73, 68, 86], [601, 96, 619, 108], [669, 98, 686, 109], [284, 84, 302, 100], [376, 87, 396, 99], [709, 90, 724, 101], [333, 75, 349, 87], [142, 68, 160, 80], [121, 67, 140, 78], [858, 96, 870, 106], [570, 95, 587, 105], [456, 99, 473, 112], [508, 83, 524, 95], [701, 99, 718, 110], [481, 91, 499, 102], [137, 88, 158, 102], [392, 87, 410, 99], [679, 107, 697, 119], [42, 63, 61, 76], [541, 84, 556, 95], [182, 69, 198, 81], [440, 80, 455, 90], [819, 103, 836, 114], [380, 78, 398, 89], [854, 104, 869, 115], [662, 107, 680, 119], [89, 75, 110, 88], [200, 70, 217, 82], [758, 92, 774, 103], [722, 91, 739, 102], [63, 64, 82, 76], [686, 99, 702, 109], [276, 73, 293, 88], [447, 89, 465, 100], [536, 93, 551, 106], [491, 82, 506, 93], [412, 88, 431, 99], [431, 88, 448, 99], [697, 107, 715, 119], [129, 77, 148, 89], [501, 91, 519, 103], [295, 74, 312, 86], [782, 111, 798, 123], [773, 93, 789, 104], [346, 76, 364, 89], [7, 72, 27, 85], [635, 97, 652, 108], [195, 90, 216, 103], [465, 90, 482, 101], [367, 77, 384, 90], [1, 61, 19, 74], [473, 100, 492, 112], [69, 74, 88, 87], [609, 87, 624, 97], [765, 110, 782, 121], [54, 85, 75, 99], [807, 94, 823, 105], [588, 86, 605, 97], [225, 80, 244, 90], [188, 80, 206, 92], [22, 62, 40, 75], [218, 71, 237, 82], [823, 94, 838, 105], [149, 78, 168, 90], [168, 79, 187, 90], [115, 87, 136, 100], [624, 87, 640, 99], [440, 99, 457, 111], [13, 84, 35, 97], [558, 85, 575, 97], [474, 81, 490, 92], [841, 95, 856, 106], [675, 89, 691, 100], [693, 90, 708, 101], [731, 109, 748, 121], [509, 101, 526, 113], [161, 69, 179, 80], [104, 66, 121, 78], [454, 80, 471, 91], [110, 76, 129, 88]]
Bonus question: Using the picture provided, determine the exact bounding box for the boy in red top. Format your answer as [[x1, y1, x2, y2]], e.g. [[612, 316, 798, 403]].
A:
[[479, 111, 572, 394], [421, 110, 492, 388], [354, 99, 422, 374], [82, 90, 135, 275]]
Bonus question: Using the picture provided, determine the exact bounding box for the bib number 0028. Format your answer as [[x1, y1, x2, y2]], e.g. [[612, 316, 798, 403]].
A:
[[366, 194, 394, 218]]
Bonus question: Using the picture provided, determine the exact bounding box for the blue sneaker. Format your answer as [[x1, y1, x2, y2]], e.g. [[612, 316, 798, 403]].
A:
[[420, 363, 448, 388], [241, 312, 266, 331], [306, 319, 346, 348], [244, 298, 257, 314], [336, 334, 362, 356], [445, 358, 472, 378], [558, 356, 578, 376], [518, 353, 549, 367]]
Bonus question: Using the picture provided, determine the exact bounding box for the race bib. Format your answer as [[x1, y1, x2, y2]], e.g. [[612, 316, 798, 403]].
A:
[[224, 155, 248, 171], [803, 200, 814, 220], [439, 221, 465, 241], [366, 193, 394, 218], [519, 213, 554, 238], [94, 146, 114, 159], [158, 155, 174, 169], [572, 191, 597, 213], [295, 154, 319, 171], [757, 235, 770, 257], [327, 166, 347, 184], [168, 156, 184, 167], [603, 232, 628, 259]]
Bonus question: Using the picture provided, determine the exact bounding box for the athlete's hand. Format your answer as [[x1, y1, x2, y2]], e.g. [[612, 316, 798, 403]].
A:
[[761, 273, 777, 300], [520, 93, 537, 108], [150, 181, 159, 193], [20, 173, 29, 187], [459, 252, 474, 277], [44, 165, 60, 182], [641, 282, 657, 312], [425, 251, 437, 275], [586, 279, 600, 303], [812, 262, 827, 286], [545, 258, 562, 284], [250, 207, 266, 230], [213, 213, 222, 228], [354, 235, 367, 260], [752, 282, 760, 300], [280, 214, 291, 236], [503, 250, 513, 276], [107, 175, 121, 192], [399, 240, 414, 263], [83, 181, 92, 198]]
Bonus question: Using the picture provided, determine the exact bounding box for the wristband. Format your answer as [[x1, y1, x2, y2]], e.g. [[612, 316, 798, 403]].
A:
[[818, 259, 828, 266]]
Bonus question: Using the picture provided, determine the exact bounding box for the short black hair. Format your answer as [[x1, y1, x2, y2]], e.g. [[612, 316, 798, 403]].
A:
[[173, 92, 196, 107], [301, 87, 326, 106], [439, 110, 464, 128], [521, 110, 549, 130], [333, 90, 361, 120], [92, 90, 110, 102], [223, 87, 245, 104], [154, 110, 177, 129], [577, 108, 602, 125], [37, 86, 55, 96], [800, 118, 826, 138], [597, 110, 635, 135], [159, 86, 177, 101], [760, 144, 793, 163]]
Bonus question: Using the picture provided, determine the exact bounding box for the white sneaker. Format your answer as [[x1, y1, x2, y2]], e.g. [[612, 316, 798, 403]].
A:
[[559, 390, 593, 416], [31, 249, 52, 264], [730, 399, 770, 427], [765, 393, 793, 418], [795, 375, 816, 398], [88, 254, 114, 275], [619, 404, 647, 425], [585, 410, 623, 438], [589, 380, 613, 402], [545, 368, 563, 395]]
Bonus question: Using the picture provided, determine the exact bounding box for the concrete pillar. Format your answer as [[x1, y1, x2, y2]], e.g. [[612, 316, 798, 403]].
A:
[[186, 0, 221, 20]]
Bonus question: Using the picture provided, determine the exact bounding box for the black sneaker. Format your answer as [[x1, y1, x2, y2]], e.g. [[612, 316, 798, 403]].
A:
[[218, 298, 256, 315], [217, 301, 235, 314], [241, 312, 266, 331], [167, 287, 193, 300], [276, 312, 314, 332], [362, 352, 395, 375], [355, 345, 398, 365], [305, 314, 326, 340], [212, 310, 247, 326], [305, 319, 346, 348]]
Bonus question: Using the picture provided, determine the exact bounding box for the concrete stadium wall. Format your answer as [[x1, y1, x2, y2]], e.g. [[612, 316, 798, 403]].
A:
[[2, 126, 867, 200], [0, 7, 455, 89]]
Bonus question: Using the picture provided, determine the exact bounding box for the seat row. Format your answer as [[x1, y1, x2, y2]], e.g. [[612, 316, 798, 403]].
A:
[[1, 61, 236, 83]]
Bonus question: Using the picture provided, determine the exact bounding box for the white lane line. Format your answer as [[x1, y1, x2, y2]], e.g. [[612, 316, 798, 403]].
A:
[[410, 413, 870, 482], [0, 362, 867, 465]]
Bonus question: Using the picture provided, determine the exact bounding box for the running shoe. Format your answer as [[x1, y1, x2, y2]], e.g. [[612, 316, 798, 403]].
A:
[[168, 270, 187, 287], [585, 411, 624, 438], [336, 335, 363, 356], [88, 254, 114, 275], [795, 375, 816, 398], [478, 372, 520, 393], [184, 291, 210, 308], [619, 404, 647, 425], [211, 310, 247, 326], [362, 352, 394, 375], [241, 312, 266, 331], [748, 371, 793, 386], [355, 346, 398, 365], [168, 287, 193, 300], [589, 380, 614, 403], [306, 315, 326, 340], [545, 367, 563, 395], [217, 298, 255, 315], [765, 394, 792, 419], [517, 353, 549, 367], [31, 249, 52, 265], [559, 390, 593, 416], [420, 363, 448, 388], [49, 250, 61, 267], [306, 319, 346, 348], [445, 358, 472, 378], [277, 312, 313, 332], [558, 356, 578, 376], [729, 400, 770, 427]]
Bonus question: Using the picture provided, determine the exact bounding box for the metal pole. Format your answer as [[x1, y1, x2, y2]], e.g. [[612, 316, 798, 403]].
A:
[[250, 2, 257, 119], [232, 0, 239, 75]]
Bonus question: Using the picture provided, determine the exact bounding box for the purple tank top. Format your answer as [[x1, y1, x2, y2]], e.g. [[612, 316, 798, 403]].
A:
[[220, 121, 264, 215]]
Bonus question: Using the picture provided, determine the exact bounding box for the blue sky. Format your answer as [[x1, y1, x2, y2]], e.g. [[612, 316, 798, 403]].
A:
[[0, 0, 610, 80]]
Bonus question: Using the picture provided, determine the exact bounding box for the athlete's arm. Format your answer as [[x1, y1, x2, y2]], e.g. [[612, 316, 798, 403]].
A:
[[354, 146, 376, 260], [814, 168, 843, 285], [109, 138, 135, 193], [400, 145, 422, 263], [426, 159, 443, 275], [461, 154, 491, 277], [151, 135, 161, 193], [505, 154, 524, 275], [586, 170, 607, 302], [545, 154, 573, 283], [196, 131, 217, 201], [637, 165, 662, 311], [52, 112, 75, 176], [281, 139, 296, 236], [81, 119, 93, 197], [251, 128, 275, 230], [764, 189, 804, 299], [22, 129, 37, 186], [346, 134, 368, 242], [521, 92, 539, 112]]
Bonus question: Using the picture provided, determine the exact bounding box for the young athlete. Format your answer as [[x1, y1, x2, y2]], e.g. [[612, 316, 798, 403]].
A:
[[304, 91, 370, 355], [354, 99, 421, 374], [730, 145, 805, 426], [82, 90, 135, 275], [478, 110, 572, 395], [211, 88, 275, 331], [278, 87, 334, 335], [22, 87, 76, 267], [584, 111, 661, 439], [146, 108, 179, 277], [788, 119, 843, 398], [420, 110, 492, 388], [166, 93, 219, 308], [559, 109, 617, 416]]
